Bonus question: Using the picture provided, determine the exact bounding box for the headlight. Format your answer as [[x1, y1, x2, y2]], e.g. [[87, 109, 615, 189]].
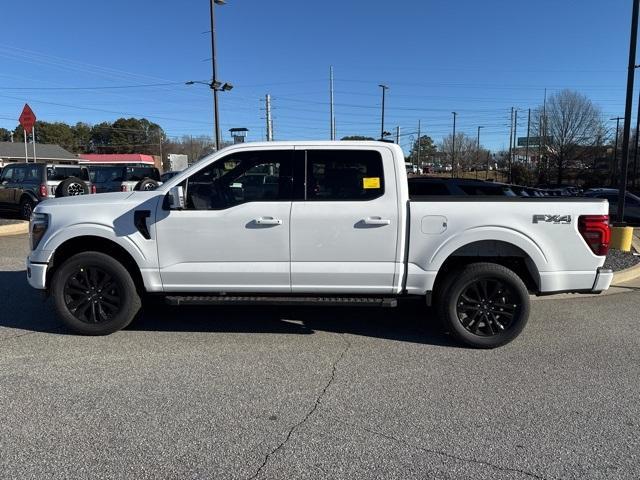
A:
[[30, 212, 49, 251]]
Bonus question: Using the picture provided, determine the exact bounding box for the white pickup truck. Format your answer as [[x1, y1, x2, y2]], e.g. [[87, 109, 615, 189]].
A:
[[26, 141, 613, 348]]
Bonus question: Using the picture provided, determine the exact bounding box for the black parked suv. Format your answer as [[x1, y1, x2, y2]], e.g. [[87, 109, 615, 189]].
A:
[[0, 163, 93, 219]]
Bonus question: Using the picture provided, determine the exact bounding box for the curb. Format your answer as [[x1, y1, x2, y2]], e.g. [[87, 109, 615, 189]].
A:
[[611, 233, 640, 285], [612, 262, 640, 285], [0, 222, 29, 237]]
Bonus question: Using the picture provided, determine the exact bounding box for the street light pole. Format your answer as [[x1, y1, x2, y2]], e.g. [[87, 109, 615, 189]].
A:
[[618, 0, 640, 224], [209, 0, 225, 150], [379, 84, 389, 140], [451, 112, 457, 178]]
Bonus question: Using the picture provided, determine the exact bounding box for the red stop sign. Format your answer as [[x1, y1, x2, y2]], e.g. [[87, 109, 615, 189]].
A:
[[19, 104, 36, 134]]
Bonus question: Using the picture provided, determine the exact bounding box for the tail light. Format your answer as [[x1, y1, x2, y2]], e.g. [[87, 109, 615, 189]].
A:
[[91, 184, 97, 194], [121, 185, 128, 192], [39, 184, 48, 198], [578, 215, 610, 256]]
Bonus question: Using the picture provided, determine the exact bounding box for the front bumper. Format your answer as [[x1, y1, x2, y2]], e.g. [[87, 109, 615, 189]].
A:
[[26, 257, 48, 290], [592, 267, 613, 293]]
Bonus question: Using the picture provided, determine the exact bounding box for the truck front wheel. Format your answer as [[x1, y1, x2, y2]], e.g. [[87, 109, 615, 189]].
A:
[[51, 252, 141, 335], [437, 263, 530, 348]]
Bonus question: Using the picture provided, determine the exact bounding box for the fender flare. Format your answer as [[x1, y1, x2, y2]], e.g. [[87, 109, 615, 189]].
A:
[[428, 226, 548, 273], [41, 223, 148, 267]]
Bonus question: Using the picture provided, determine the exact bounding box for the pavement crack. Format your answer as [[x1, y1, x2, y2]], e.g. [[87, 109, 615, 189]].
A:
[[247, 334, 351, 480], [0, 331, 38, 342], [355, 425, 548, 480]]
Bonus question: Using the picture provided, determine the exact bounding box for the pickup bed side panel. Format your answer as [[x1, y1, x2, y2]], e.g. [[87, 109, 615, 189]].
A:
[[406, 198, 609, 294]]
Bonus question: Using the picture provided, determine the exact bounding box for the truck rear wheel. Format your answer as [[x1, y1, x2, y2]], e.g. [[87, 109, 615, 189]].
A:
[[51, 252, 141, 335], [437, 263, 530, 348]]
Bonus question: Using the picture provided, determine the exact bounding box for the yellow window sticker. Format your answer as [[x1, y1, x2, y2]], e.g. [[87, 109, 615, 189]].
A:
[[363, 177, 381, 189]]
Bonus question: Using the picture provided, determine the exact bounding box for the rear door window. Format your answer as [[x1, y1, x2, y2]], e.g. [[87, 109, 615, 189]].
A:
[[305, 150, 384, 201]]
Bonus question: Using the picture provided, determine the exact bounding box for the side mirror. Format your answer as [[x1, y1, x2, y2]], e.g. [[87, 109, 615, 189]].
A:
[[167, 185, 185, 210]]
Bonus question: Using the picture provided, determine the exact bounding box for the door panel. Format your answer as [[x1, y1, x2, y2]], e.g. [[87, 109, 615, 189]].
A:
[[155, 148, 294, 292], [290, 147, 399, 293]]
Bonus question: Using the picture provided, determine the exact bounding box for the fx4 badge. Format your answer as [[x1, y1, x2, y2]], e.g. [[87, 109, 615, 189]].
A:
[[532, 214, 572, 224]]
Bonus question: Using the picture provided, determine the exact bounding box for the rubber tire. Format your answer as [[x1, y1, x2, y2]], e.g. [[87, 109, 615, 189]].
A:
[[134, 178, 159, 191], [19, 197, 35, 220], [436, 262, 530, 349], [55, 177, 89, 197], [51, 252, 141, 335]]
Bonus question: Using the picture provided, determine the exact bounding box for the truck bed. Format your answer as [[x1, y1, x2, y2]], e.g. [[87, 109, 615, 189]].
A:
[[404, 196, 609, 295]]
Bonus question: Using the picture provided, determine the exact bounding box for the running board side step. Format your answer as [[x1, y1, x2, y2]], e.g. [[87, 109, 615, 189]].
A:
[[165, 295, 398, 308]]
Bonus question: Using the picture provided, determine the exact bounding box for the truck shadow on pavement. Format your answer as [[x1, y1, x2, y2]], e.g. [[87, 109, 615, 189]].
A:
[[0, 270, 457, 347]]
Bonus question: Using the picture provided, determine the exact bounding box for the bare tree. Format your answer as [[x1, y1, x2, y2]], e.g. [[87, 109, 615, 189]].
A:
[[532, 89, 604, 185], [440, 132, 478, 175]]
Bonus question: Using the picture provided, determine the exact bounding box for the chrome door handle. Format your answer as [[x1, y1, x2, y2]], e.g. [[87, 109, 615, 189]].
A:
[[364, 216, 391, 225], [255, 216, 282, 225]]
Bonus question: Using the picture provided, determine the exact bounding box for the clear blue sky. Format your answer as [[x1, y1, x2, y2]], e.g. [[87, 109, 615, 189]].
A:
[[0, 0, 636, 153]]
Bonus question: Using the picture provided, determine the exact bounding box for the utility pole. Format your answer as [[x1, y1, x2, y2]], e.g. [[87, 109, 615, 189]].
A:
[[611, 116, 623, 186], [508, 107, 514, 183], [379, 84, 389, 139], [486, 151, 491, 180], [23, 128, 28, 162], [416, 120, 421, 166], [32, 127, 37, 163], [634, 89, 640, 188], [512, 109, 518, 183], [451, 112, 457, 178], [265, 94, 273, 141], [209, 0, 224, 150], [525, 108, 531, 180], [329, 66, 335, 140], [395, 126, 400, 144], [476, 126, 483, 180], [618, 0, 640, 224], [541, 89, 547, 182]]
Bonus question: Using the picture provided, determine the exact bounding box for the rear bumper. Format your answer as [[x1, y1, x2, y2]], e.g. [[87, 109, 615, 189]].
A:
[[591, 267, 613, 293], [26, 257, 48, 290]]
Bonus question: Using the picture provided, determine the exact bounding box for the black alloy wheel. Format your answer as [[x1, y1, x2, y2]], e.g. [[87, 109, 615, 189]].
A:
[[52, 252, 141, 335], [455, 278, 518, 336], [63, 266, 122, 324], [438, 263, 530, 348], [20, 198, 34, 220]]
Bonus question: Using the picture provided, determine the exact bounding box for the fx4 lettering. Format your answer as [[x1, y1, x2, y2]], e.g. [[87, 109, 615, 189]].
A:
[[532, 214, 572, 224]]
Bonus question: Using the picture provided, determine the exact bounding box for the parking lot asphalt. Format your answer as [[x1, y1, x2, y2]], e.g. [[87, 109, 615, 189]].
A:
[[1, 234, 640, 480]]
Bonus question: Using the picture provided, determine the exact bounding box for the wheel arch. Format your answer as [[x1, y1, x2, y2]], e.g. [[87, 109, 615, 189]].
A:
[[431, 239, 541, 298], [19, 191, 38, 205], [47, 235, 146, 294]]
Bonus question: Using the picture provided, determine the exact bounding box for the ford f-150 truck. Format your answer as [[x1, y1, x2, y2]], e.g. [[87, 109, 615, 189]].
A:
[[26, 141, 613, 348]]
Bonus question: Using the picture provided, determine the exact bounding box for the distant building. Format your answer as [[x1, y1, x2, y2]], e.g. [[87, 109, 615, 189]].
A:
[[78, 153, 156, 165], [0, 141, 77, 167]]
